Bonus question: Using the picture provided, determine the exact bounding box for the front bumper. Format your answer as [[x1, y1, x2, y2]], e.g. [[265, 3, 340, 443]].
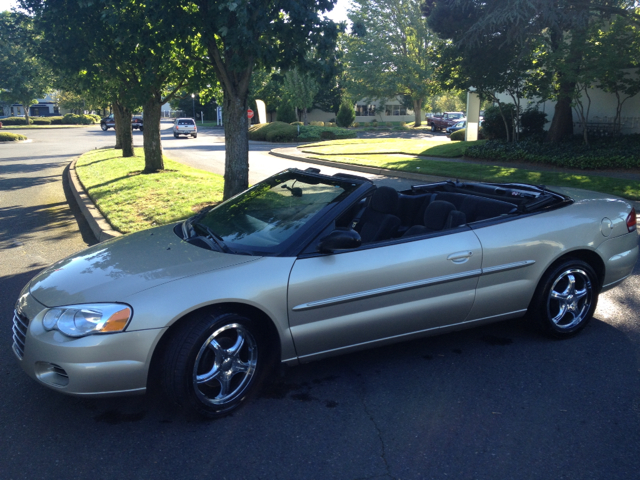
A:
[[14, 292, 164, 397]]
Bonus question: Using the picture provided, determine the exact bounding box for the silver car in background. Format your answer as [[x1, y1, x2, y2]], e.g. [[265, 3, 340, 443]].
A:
[[12, 168, 639, 417], [173, 117, 197, 138]]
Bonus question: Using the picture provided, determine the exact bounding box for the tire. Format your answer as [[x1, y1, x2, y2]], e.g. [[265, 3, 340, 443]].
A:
[[192, 133, 197, 138], [161, 311, 268, 418], [139, 126, 143, 132], [174, 133, 179, 138], [529, 259, 599, 338], [101, 123, 108, 131], [431, 123, 436, 132]]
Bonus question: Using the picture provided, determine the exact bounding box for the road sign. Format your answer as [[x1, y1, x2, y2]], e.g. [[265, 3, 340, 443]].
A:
[[247, 109, 254, 119]]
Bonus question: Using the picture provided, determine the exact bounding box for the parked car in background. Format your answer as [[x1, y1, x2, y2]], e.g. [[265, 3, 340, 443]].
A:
[[173, 118, 197, 138], [12, 168, 638, 418], [100, 114, 144, 131], [446, 119, 466, 135], [426, 112, 465, 132]]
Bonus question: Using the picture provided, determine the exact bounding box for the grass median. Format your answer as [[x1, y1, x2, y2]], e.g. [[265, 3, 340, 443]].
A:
[[76, 147, 223, 234], [300, 139, 640, 201]]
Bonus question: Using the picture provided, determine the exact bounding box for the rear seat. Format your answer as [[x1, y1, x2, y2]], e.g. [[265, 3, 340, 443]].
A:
[[395, 191, 516, 232]]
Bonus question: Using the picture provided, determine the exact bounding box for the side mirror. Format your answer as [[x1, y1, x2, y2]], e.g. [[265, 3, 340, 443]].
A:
[[317, 229, 361, 253]]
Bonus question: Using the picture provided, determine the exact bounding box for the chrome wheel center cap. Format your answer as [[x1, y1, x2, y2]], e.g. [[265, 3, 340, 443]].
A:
[[220, 358, 233, 372]]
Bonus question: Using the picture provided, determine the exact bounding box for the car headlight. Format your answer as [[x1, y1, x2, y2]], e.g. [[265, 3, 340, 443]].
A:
[[41, 304, 132, 338]]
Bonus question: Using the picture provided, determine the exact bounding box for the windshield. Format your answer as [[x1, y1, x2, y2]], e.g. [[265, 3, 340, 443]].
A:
[[191, 171, 360, 253]]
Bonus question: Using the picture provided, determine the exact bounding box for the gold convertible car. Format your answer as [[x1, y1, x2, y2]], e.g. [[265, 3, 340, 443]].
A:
[[13, 168, 639, 417]]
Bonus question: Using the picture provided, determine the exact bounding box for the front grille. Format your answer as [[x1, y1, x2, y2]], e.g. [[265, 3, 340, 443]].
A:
[[12, 310, 29, 360]]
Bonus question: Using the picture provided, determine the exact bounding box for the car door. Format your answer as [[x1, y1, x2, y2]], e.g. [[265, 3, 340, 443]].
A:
[[287, 229, 483, 361]]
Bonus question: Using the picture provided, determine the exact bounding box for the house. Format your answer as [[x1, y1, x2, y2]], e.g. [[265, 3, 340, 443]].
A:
[[2, 93, 60, 117], [305, 97, 418, 124]]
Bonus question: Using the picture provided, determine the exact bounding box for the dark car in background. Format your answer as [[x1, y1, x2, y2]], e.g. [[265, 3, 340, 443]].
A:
[[100, 114, 143, 131]]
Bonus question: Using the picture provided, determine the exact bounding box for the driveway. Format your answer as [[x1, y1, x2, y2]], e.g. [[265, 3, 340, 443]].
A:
[[1, 125, 639, 480]]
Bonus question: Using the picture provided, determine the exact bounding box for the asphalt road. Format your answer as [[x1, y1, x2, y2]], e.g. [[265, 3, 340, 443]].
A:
[[1, 125, 639, 480]]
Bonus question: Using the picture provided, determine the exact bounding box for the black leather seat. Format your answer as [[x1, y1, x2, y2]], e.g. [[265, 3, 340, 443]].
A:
[[403, 200, 466, 237], [355, 186, 401, 242]]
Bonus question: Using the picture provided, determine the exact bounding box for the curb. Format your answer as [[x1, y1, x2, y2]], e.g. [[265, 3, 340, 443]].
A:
[[68, 157, 122, 242]]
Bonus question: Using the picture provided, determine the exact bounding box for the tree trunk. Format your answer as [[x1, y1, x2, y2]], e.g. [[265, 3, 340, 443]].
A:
[[114, 101, 134, 157], [303, 108, 308, 125], [223, 92, 250, 200], [142, 95, 164, 172], [545, 82, 575, 144], [23, 102, 31, 125], [413, 99, 422, 127]]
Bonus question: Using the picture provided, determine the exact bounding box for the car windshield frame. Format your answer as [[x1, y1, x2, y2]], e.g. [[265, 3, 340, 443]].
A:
[[181, 169, 372, 256]]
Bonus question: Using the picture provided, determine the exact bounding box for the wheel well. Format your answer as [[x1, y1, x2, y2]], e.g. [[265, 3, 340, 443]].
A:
[[551, 249, 606, 291], [146, 302, 282, 391]]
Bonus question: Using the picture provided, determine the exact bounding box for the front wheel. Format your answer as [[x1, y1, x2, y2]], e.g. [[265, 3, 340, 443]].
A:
[[529, 259, 599, 338], [161, 311, 268, 418], [101, 123, 108, 131], [430, 123, 436, 132]]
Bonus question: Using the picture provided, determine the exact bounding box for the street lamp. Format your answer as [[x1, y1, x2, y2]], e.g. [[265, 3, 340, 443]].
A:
[[191, 93, 195, 119]]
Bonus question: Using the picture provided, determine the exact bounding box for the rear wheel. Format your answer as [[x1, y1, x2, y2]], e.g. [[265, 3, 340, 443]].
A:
[[529, 259, 599, 338], [174, 133, 179, 138], [431, 123, 436, 132], [192, 133, 197, 138], [161, 311, 269, 418]]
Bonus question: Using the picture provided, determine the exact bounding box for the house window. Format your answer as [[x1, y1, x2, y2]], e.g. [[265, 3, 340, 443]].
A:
[[385, 105, 408, 116], [356, 105, 376, 116]]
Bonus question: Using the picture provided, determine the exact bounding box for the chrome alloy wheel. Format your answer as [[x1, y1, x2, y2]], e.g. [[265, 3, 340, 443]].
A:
[[547, 268, 593, 330], [192, 323, 258, 406]]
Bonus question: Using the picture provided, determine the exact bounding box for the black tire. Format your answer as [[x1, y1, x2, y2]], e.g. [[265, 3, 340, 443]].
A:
[[101, 123, 108, 131], [529, 259, 599, 339], [192, 133, 197, 138], [430, 123, 436, 132], [139, 126, 143, 132], [161, 311, 269, 418], [174, 133, 179, 138]]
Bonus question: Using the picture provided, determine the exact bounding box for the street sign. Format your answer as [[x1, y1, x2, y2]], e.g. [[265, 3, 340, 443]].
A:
[[247, 109, 254, 119]]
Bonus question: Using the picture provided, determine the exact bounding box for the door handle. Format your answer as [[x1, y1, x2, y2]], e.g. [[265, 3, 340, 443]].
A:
[[447, 251, 473, 264]]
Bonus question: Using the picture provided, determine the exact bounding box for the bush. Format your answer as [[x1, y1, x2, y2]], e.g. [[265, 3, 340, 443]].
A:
[[0, 132, 27, 141], [320, 130, 337, 140], [325, 122, 336, 128], [32, 118, 51, 125], [61, 113, 97, 125], [276, 102, 297, 124], [464, 134, 640, 169], [291, 121, 303, 126], [336, 100, 355, 128], [298, 125, 357, 141], [0, 117, 29, 125], [310, 121, 325, 127], [265, 123, 297, 142], [450, 127, 485, 141], [48, 116, 64, 124], [371, 120, 378, 127], [352, 122, 360, 128], [481, 104, 515, 140], [520, 108, 548, 138]]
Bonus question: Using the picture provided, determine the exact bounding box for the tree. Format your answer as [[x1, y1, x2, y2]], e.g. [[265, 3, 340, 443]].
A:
[[336, 99, 355, 127], [424, 0, 640, 143], [283, 68, 320, 124], [153, 0, 341, 200], [0, 11, 53, 125], [344, 0, 441, 126]]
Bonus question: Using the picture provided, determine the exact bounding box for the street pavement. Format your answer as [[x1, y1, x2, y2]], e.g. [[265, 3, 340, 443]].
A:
[[1, 124, 639, 480]]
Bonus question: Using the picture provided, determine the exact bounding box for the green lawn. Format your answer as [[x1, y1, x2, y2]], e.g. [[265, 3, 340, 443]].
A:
[[302, 139, 640, 200], [76, 148, 224, 234], [1, 124, 93, 129]]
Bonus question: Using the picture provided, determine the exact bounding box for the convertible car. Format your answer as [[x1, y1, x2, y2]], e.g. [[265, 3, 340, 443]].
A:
[[12, 168, 638, 417]]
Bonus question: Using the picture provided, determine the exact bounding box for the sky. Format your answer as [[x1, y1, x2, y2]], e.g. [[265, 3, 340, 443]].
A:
[[1, 0, 352, 22]]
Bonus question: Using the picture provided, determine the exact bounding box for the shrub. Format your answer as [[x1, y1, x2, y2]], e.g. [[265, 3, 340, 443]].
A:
[[336, 100, 355, 128], [48, 116, 64, 124], [310, 121, 325, 127], [520, 108, 548, 138], [248, 123, 270, 141], [371, 120, 378, 127], [276, 102, 297, 124], [265, 123, 297, 142], [352, 122, 360, 128], [32, 118, 51, 125], [0, 132, 27, 141], [481, 104, 515, 140], [320, 130, 337, 140], [0, 117, 29, 125], [62, 113, 97, 125], [291, 121, 303, 126], [325, 122, 336, 128]]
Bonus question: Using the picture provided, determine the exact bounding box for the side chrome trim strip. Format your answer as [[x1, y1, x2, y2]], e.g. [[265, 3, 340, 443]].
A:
[[482, 260, 535, 274], [291, 260, 536, 312], [295, 309, 529, 361], [292, 269, 483, 311]]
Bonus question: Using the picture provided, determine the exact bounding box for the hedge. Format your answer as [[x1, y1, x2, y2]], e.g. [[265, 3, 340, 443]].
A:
[[0, 132, 27, 141]]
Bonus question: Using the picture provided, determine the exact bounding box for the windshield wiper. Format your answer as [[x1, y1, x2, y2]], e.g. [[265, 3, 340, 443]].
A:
[[193, 222, 234, 254]]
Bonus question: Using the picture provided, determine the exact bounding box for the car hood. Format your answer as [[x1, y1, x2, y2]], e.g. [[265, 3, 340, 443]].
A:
[[29, 224, 260, 307]]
